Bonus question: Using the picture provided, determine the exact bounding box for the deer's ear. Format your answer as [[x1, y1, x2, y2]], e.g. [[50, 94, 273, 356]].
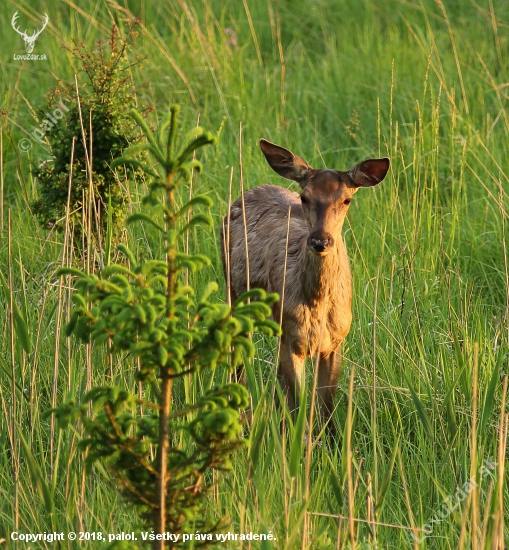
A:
[[348, 158, 390, 187], [260, 139, 312, 187]]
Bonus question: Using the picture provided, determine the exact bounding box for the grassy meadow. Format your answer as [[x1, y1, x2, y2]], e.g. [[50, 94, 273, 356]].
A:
[[0, 0, 508, 548]]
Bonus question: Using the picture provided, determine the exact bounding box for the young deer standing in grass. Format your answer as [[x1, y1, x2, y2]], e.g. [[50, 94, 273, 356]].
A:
[[221, 139, 390, 427]]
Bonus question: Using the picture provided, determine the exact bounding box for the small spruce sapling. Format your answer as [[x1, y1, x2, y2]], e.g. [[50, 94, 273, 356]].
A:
[[51, 106, 280, 549]]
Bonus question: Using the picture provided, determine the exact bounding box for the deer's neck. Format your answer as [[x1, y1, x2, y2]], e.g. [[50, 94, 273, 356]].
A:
[[301, 237, 351, 305]]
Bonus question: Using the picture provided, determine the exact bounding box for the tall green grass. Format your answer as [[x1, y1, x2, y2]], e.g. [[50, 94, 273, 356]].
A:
[[0, 0, 507, 548]]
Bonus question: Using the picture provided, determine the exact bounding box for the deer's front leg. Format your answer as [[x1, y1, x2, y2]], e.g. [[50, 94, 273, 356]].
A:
[[317, 347, 342, 427], [278, 340, 305, 417]]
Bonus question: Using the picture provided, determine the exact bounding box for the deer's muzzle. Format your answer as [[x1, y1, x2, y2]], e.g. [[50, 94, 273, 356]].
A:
[[307, 233, 334, 255]]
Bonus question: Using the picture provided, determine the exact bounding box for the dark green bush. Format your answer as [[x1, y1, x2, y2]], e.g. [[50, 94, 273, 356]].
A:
[[32, 24, 141, 242]]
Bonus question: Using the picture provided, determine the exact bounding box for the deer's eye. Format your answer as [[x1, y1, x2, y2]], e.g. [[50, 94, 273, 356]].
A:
[[344, 198, 351, 205]]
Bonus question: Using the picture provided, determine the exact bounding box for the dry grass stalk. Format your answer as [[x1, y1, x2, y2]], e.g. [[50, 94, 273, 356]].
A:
[[347, 367, 356, 547], [50, 136, 76, 478], [7, 209, 19, 532]]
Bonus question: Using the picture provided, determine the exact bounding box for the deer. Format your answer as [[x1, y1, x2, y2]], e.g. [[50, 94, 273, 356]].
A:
[[11, 11, 49, 54], [221, 139, 390, 430]]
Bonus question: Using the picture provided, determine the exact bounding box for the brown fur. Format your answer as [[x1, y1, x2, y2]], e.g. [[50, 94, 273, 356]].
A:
[[221, 139, 390, 426]]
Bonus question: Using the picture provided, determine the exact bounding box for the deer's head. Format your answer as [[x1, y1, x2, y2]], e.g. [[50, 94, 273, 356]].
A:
[[12, 11, 49, 54], [260, 139, 390, 256]]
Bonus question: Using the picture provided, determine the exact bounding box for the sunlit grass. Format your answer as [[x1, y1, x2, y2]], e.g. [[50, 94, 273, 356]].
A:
[[0, 0, 507, 548]]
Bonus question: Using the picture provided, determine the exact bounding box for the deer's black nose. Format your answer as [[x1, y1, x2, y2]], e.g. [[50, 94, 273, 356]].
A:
[[311, 238, 328, 252], [308, 234, 334, 253]]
